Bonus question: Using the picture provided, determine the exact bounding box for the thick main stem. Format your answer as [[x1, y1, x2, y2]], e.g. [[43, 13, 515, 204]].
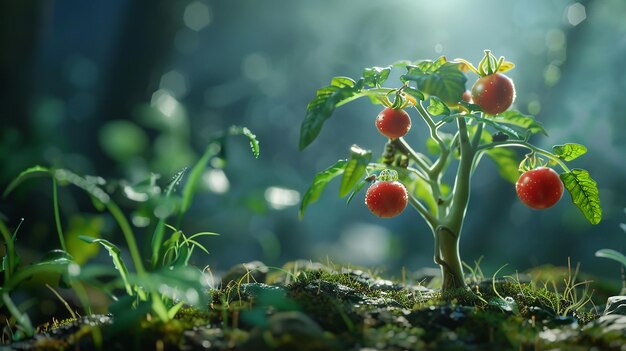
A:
[[437, 226, 465, 290], [436, 117, 474, 291]]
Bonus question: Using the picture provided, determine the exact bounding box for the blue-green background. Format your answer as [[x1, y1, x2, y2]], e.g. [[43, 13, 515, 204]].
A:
[[1, 0, 625, 285]]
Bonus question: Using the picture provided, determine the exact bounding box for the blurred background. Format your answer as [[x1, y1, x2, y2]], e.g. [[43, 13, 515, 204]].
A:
[[1, 0, 625, 293]]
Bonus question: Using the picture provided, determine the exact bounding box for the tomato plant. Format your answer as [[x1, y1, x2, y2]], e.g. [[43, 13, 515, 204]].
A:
[[516, 167, 564, 210], [299, 50, 602, 291], [376, 107, 412, 139]]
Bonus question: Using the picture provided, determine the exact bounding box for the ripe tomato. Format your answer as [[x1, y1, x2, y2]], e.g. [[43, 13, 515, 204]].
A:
[[471, 73, 515, 115], [515, 167, 563, 210], [365, 181, 408, 218], [376, 107, 411, 139]]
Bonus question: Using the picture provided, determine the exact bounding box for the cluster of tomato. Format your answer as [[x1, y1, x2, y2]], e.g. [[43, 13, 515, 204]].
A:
[[365, 72, 563, 218]]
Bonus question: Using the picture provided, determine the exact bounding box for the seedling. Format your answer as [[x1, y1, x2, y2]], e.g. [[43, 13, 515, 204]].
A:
[[300, 50, 602, 291]]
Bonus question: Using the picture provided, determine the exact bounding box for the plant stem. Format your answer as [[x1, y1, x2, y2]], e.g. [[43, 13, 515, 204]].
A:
[[106, 202, 146, 275], [395, 138, 432, 175], [0, 219, 14, 283], [52, 177, 67, 252], [476, 141, 570, 172], [436, 116, 475, 290]]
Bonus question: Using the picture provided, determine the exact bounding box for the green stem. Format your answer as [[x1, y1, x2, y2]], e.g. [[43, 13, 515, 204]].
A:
[[447, 117, 474, 230], [106, 202, 146, 275], [437, 226, 465, 290], [396, 138, 432, 173], [0, 219, 14, 283], [415, 103, 446, 150], [52, 177, 67, 252], [477, 141, 570, 172]]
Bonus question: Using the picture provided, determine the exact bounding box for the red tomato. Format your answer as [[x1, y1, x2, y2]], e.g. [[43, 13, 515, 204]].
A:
[[516, 167, 563, 210], [471, 73, 516, 115], [375, 107, 411, 139], [365, 181, 408, 218]]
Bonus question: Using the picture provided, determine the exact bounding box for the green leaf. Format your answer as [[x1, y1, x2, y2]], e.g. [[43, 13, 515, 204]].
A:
[[560, 169, 602, 225], [300, 77, 362, 150], [402, 87, 425, 101], [595, 249, 626, 268], [553, 143, 587, 161], [339, 145, 372, 197], [427, 96, 450, 116], [401, 59, 467, 104], [151, 169, 186, 269], [54, 169, 111, 204], [79, 236, 133, 295], [3, 166, 51, 198], [362, 66, 391, 87], [299, 160, 347, 218], [495, 111, 547, 136], [486, 147, 520, 183], [180, 142, 220, 218], [466, 114, 524, 140], [230, 126, 260, 159]]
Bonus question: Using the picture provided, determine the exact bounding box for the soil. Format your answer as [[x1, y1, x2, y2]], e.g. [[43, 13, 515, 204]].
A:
[[5, 261, 626, 351]]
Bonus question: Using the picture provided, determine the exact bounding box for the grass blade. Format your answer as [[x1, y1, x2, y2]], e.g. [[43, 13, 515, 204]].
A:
[[79, 236, 133, 295]]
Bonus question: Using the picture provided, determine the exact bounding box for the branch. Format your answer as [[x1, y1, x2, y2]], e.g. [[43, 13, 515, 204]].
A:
[[446, 117, 474, 232], [396, 138, 432, 173], [476, 141, 570, 172]]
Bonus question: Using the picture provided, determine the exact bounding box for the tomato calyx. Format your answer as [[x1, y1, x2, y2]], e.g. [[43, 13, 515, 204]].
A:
[[455, 50, 515, 77], [518, 152, 549, 173]]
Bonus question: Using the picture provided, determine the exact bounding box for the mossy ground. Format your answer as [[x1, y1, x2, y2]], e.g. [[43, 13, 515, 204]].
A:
[[6, 262, 625, 351]]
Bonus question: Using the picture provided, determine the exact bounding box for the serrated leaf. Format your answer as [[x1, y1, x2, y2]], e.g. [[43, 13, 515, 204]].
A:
[[79, 236, 133, 295], [486, 147, 519, 183], [595, 249, 626, 268], [230, 126, 260, 158], [300, 77, 362, 150], [401, 61, 467, 104], [299, 160, 347, 219], [495, 111, 547, 136], [363, 66, 391, 87], [3, 166, 51, 198], [560, 169, 602, 225], [552, 143, 587, 161], [339, 145, 372, 197], [427, 96, 450, 116]]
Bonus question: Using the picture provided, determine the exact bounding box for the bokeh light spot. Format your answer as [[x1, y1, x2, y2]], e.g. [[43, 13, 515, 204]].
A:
[[566, 3, 586, 26], [203, 169, 230, 194], [242, 53, 270, 82], [264, 187, 300, 210], [184, 1, 211, 31], [159, 70, 188, 99]]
